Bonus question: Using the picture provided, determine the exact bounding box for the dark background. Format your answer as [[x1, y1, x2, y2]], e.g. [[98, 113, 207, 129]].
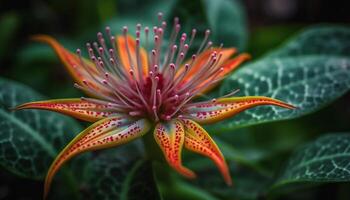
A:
[[1, 0, 350, 199]]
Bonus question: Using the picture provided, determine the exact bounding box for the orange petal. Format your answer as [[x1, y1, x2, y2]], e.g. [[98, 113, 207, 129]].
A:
[[199, 53, 251, 94], [44, 117, 150, 199], [182, 119, 231, 185], [32, 35, 113, 97], [183, 96, 296, 124], [14, 98, 118, 122], [32, 35, 97, 84], [220, 53, 251, 77], [154, 120, 196, 178], [177, 48, 236, 84], [116, 35, 149, 77]]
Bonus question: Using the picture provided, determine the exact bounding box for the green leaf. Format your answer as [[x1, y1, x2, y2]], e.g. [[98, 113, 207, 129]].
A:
[[187, 157, 271, 200], [203, 0, 247, 50], [215, 26, 350, 130], [83, 146, 162, 200], [0, 77, 82, 179], [169, 0, 247, 50], [268, 25, 350, 58], [272, 133, 350, 189]]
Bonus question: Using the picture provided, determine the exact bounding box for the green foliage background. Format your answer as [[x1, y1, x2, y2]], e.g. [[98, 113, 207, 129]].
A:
[[1, 0, 350, 199]]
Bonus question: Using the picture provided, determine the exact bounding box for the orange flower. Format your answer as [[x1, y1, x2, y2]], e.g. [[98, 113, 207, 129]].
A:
[[15, 13, 295, 198]]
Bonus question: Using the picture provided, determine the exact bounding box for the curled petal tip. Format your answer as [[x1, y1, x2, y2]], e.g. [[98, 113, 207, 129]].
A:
[[183, 96, 296, 124], [271, 99, 296, 110], [154, 120, 196, 179], [44, 118, 150, 197], [239, 53, 252, 62], [177, 165, 197, 179], [183, 119, 231, 185], [30, 34, 53, 43]]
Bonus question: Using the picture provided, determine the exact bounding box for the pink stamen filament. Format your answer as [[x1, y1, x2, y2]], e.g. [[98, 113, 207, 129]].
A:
[[73, 12, 240, 122]]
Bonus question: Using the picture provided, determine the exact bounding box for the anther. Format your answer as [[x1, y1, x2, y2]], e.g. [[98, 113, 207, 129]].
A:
[[123, 26, 128, 34], [105, 26, 111, 34], [158, 12, 163, 21], [102, 80, 108, 84], [136, 23, 141, 31], [97, 32, 103, 39], [205, 29, 211, 36]]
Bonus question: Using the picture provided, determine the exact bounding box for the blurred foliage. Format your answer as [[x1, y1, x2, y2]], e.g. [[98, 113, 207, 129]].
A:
[[1, 0, 350, 200]]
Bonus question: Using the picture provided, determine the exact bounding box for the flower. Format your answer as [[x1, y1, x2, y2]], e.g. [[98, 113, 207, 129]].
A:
[[15, 13, 295, 198]]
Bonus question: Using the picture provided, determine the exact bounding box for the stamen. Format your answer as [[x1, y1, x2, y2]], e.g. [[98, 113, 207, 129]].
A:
[[123, 26, 136, 78], [72, 13, 245, 122], [196, 29, 211, 55], [135, 38, 143, 83]]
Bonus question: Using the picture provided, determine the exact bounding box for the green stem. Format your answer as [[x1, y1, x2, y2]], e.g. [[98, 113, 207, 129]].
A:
[[142, 130, 164, 162], [142, 131, 174, 192]]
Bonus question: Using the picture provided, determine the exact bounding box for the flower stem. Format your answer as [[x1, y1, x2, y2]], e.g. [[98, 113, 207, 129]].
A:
[[142, 129, 164, 162]]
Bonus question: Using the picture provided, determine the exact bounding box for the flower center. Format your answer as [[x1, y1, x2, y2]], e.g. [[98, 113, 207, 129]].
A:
[[74, 12, 226, 122]]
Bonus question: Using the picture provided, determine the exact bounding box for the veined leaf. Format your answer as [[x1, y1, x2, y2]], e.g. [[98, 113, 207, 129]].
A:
[[272, 133, 350, 189], [83, 147, 162, 200], [0, 78, 82, 179], [215, 26, 350, 130], [187, 157, 270, 200]]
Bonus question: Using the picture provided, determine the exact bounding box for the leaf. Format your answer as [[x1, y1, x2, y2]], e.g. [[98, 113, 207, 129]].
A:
[[187, 157, 271, 200], [168, 0, 247, 50], [0, 77, 82, 179], [82, 146, 162, 200], [272, 133, 350, 189], [215, 26, 350, 130], [268, 26, 350, 58], [203, 0, 247, 50]]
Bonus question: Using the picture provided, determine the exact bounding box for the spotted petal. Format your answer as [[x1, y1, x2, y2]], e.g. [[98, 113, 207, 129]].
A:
[[44, 117, 150, 198], [182, 119, 231, 185], [154, 120, 196, 178], [14, 98, 116, 122], [183, 96, 296, 124]]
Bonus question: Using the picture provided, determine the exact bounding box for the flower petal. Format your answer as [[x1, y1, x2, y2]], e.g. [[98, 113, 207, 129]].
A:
[[154, 120, 196, 178], [32, 35, 112, 96], [220, 53, 251, 77], [183, 96, 296, 124], [14, 98, 116, 122], [44, 117, 150, 198], [198, 53, 251, 94], [32, 35, 97, 83], [116, 35, 149, 76], [182, 119, 231, 185], [177, 48, 236, 83]]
